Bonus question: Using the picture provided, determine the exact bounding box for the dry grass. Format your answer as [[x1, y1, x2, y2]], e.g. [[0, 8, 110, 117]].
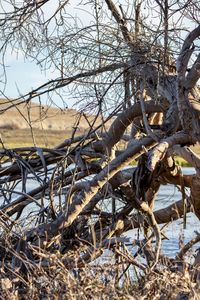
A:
[[1, 99, 200, 299], [0, 99, 109, 148], [0, 258, 200, 299], [0, 232, 199, 300], [0, 99, 104, 132], [0, 128, 83, 148]]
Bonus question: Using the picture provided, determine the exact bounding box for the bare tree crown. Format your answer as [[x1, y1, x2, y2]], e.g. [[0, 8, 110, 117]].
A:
[[0, 1, 200, 296]]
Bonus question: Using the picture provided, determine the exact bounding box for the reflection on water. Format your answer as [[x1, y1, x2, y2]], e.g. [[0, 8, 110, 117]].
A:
[[1, 167, 199, 258], [125, 167, 200, 258]]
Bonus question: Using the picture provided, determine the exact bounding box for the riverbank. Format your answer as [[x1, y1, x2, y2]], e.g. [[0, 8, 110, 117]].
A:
[[0, 128, 77, 148], [0, 128, 198, 168], [0, 245, 199, 299]]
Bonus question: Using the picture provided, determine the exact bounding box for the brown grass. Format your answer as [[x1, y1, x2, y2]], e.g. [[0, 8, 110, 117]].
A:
[[0, 256, 200, 299], [0, 99, 110, 149], [0, 128, 83, 148], [0, 230, 199, 300]]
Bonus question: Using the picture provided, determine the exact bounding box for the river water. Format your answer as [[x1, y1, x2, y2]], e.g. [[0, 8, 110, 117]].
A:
[[125, 167, 200, 258], [1, 167, 199, 259]]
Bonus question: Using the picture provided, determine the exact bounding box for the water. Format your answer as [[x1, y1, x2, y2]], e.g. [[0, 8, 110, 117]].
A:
[[1, 167, 199, 258], [125, 167, 200, 258]]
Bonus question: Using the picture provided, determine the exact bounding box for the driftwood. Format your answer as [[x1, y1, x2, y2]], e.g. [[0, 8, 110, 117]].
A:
[[1, 0, 200, 297]]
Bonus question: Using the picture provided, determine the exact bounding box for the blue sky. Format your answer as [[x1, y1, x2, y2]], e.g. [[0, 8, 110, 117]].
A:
[[0, 0, 89, 108], [0, 0, 197, 109], [3, 57, 47, 97]]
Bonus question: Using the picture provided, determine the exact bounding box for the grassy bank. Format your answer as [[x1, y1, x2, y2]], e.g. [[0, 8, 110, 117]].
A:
[[0, 128, 85, 149], [0, 246, 199, 299], [0, 129, 198, 168], [130, 156, 192, 167], [175, 156, 192, 167]]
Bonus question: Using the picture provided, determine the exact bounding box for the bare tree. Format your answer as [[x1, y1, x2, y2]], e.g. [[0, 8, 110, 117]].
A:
[[1, 0, 200, 297]]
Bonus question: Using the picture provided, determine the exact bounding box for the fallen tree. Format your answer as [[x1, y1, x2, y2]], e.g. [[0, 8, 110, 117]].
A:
[[1, 0, 200, 298]]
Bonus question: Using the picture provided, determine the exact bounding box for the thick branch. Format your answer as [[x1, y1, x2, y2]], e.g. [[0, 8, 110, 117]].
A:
[[93, 101, 163, 152], [147, 131, 193, 171], [177, 25, 200, 138], [105, 0, 133, 45], [26, 136, 156, 241], [124, 199, 191, 231]]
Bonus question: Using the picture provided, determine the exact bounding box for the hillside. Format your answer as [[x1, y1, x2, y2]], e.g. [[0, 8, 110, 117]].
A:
[[0, 99, 103, 131], [0, 99, 106, 148], [0, 99, 199, 159]]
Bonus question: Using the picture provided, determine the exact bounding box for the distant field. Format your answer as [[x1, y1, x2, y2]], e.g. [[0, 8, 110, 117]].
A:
[[1, 127, 200, 156], [0, 98, 107, 148], [0, 128, 84, 148], [0, 98, 106, 132], [0, 99, 200, 166]]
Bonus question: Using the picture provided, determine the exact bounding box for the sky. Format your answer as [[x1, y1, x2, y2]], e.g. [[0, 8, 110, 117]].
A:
[[0, 0, 92, 108], [0, 0, 198, 109], [2, 55, 47, 99]]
